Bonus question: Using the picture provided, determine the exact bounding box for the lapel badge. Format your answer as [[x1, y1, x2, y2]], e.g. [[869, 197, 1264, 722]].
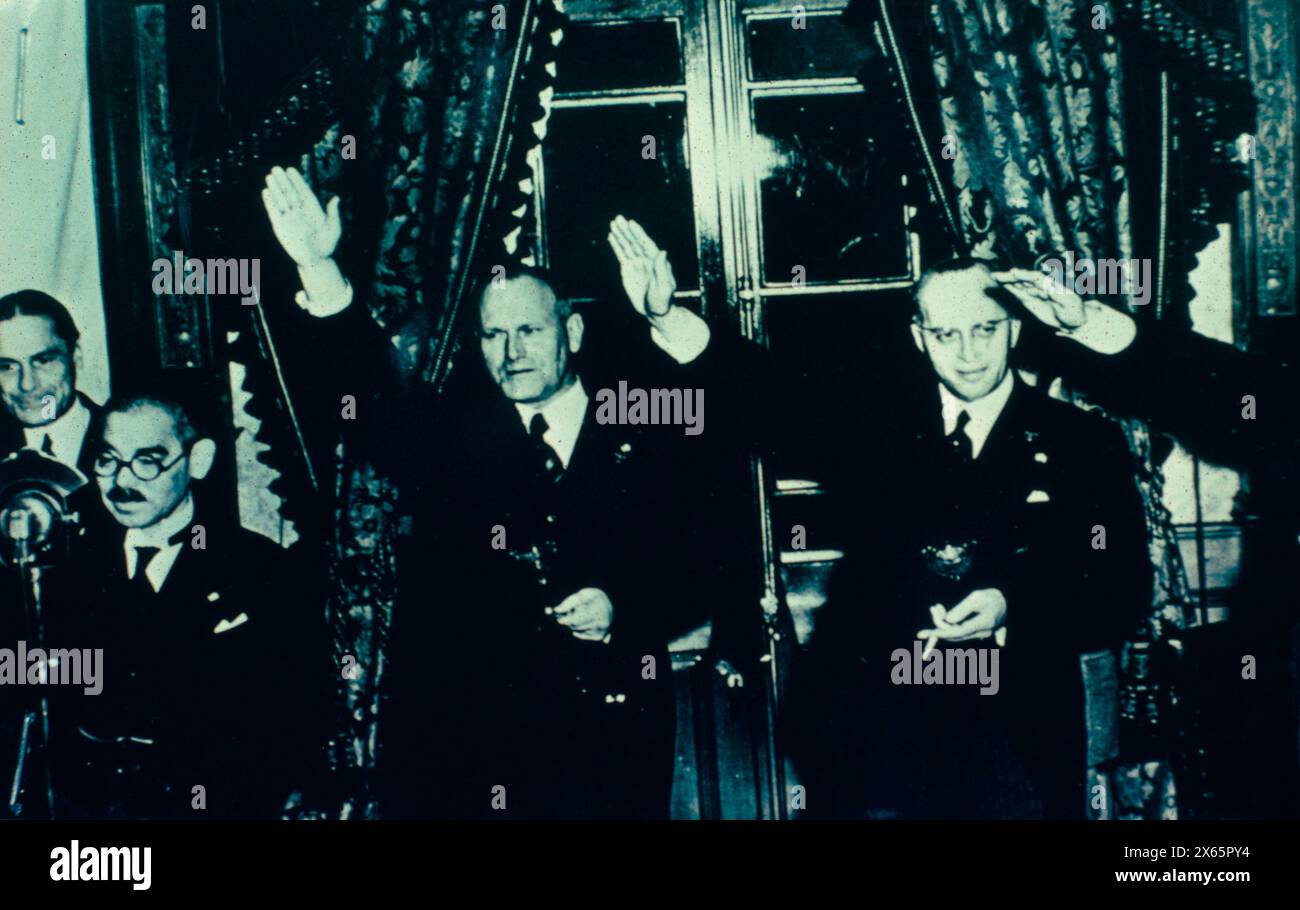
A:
[[614, 441, 633, 464], [920, 540, 975, 580]]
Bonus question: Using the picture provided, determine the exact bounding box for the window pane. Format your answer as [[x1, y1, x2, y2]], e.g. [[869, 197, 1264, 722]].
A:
[[764, 289, 919, 477], [556, 20, 683, 93], [747, 13, 872, 82], [542, 101, 699, 298], [752, 92, 910, 285]]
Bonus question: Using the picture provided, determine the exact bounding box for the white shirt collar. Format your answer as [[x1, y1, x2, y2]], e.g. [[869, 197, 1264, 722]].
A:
[[124, 493, 195, 593], [23, 395, 91, 467], [939, 370, 1015, 460], [513, 378, 588, 470]]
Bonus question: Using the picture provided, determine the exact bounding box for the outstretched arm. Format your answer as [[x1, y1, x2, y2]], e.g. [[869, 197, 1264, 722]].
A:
[[994, 266, 1295, 471], [605, 215, 827, 464]]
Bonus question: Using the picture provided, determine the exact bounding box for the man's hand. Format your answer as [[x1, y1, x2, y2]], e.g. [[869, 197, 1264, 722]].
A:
[[993, 267, 1136, 354], [607, 215, 676, 319], [994, 267, 1087, 329], [549, 587, 614, 642], [263, 166, 341, 267], [916, 589, 1008, 654], [262, 166, 352, 317]]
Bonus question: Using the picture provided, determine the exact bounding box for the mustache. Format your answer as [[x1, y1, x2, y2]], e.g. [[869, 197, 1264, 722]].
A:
[[106, 487, 147, 503]]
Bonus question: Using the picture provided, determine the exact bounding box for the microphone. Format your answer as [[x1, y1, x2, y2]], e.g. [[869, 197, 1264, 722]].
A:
[[0, 449, 85, 568], [2, 492, 57, 552], [5, 504, 33, 542]]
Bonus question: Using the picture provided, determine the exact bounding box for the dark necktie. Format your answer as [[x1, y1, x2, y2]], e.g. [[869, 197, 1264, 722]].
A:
[[40, 433, 55, 457], [529, 413, 564, 484], [948, 409, 974, 463], [129, 546, 161, 595]]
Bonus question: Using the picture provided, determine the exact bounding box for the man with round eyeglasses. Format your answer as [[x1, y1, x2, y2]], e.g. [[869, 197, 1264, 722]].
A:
[[43, 386, 333, 819], [91, 395, 213, 538], [792, 257, 1152, 819]]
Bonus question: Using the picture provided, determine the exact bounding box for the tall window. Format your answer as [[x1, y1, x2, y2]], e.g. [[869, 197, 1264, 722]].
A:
[[534, 0, 920, 817]]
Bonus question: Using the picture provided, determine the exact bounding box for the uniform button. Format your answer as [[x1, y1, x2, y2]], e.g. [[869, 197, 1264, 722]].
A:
[[545, 514, 556, 524]]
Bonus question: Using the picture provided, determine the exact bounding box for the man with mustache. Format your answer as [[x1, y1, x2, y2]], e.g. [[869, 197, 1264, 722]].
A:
[[0, 290, 101, 475], [44, 382, 332, 818]]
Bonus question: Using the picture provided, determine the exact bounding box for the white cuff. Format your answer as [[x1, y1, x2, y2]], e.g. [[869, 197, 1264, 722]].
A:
[[648, 306, 711, 364], [295, 276, 353, 318], [1056, 301, 1137, 355]]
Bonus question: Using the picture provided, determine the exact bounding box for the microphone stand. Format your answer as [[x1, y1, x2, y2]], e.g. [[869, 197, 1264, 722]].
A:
[[0, 453, 85, 819], [6, 516, 55, 819]]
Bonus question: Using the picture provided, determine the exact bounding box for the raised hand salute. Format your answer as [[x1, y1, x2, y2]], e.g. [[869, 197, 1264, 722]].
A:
[[261, 166, 351, 317], [607, 214, 677, 319]]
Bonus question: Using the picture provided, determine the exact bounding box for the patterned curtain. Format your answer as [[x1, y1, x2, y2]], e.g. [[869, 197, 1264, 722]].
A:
[[174, 0, 564, 817], [295, 0, 566, 817], [851, 0, 1252, 818]]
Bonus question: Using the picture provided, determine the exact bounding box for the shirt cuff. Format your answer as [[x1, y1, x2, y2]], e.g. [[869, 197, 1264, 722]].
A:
[[295, 274, 354, 317], [648, 306, 711, 364], [1056, 301, 1137, 355]]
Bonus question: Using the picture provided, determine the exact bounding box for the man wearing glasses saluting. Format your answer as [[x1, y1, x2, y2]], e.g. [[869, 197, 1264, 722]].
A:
[[795, 257, 1151, 819]]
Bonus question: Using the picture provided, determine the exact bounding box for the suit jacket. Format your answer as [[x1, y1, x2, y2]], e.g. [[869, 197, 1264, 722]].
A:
[[791, 376, 1151, 818], [384, 370, 726, 819], [303, 297, 752, 818], [1027, 321, 1299, 475], [0, 391, 103, 478], [44, 504, 332, 819]]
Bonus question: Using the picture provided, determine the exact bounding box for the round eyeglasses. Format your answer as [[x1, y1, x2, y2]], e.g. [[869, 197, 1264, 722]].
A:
[[92, 448, 188, 482]]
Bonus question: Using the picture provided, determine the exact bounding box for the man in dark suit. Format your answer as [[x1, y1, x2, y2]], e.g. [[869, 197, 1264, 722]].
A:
[[790, 258, 1152, 818], [387, 265, 718, 819], [262, 167, 727, 818], [44, 385, 331, 819], [0, 290, 102, 475]]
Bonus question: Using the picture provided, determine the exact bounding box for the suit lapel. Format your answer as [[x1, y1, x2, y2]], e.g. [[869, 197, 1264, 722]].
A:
[[975, 380, 1028, 468], [0, 390, 102, 474], [563, 394, 602, 480], [73, 391, 103, 476], [0, 410, 21, 457]]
